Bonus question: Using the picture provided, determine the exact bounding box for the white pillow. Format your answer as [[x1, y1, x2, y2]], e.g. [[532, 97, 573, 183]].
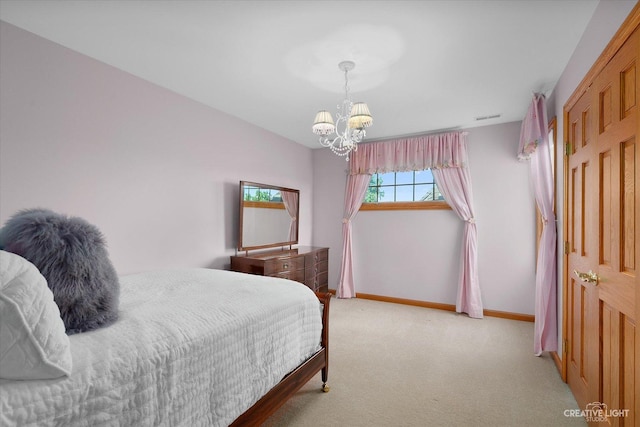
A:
[[0, 250, 72, 380]]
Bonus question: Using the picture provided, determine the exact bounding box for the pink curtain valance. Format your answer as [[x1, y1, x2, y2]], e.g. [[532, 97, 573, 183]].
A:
[[517, 93, 547, 160], [349, 131, 468, 175]]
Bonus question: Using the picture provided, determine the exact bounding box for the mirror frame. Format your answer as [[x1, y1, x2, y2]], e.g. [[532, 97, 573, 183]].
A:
[[238, 181, 300, 252]]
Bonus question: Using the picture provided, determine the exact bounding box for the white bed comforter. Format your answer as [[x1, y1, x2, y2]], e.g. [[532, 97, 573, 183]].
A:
[[0, 268, 323, 427]]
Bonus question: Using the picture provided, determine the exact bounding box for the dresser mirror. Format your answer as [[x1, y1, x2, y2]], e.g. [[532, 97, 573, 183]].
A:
[[238, 181, 299, 251]]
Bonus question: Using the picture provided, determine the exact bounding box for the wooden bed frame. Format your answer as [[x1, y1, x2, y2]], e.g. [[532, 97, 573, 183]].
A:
[[230, 292, 331, 426]]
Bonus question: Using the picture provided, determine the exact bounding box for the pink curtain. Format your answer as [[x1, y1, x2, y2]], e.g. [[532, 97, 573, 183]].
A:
[[281, 190, 298, 242], [337, 173, 371, 298], [432, 166, 483, 318], [349, 132, 466, 175], [518, 94, 557, 355], [337, 132, 483, 318]]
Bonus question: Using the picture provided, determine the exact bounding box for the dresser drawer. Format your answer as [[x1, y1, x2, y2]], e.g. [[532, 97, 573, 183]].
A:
[[230, 247, 328, 292], [313, 249, 328, 263], [264, 255, 305, 275], [273, 268, 306, 282], [306, 270, 329, 291], [306, 260, 328, 276], [315, 260, 328, 274], [317, 270, 328, 286], [306, 250, 328, 267]]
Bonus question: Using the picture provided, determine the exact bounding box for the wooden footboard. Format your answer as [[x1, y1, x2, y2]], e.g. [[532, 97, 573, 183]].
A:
[[230, 292, 331, 426]]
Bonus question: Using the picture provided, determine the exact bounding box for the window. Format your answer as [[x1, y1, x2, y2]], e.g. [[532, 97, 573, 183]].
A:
[[361, 170, 450, 211]]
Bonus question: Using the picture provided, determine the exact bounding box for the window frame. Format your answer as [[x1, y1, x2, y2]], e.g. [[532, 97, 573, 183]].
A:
[[360, 200, 451, 211], [360, 170, 451, 211]]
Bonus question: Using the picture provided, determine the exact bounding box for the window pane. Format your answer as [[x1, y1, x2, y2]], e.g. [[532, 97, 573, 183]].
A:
[[378, 187, 395, 202], [433, 186, 444, 201], [415, 169, 433, 184], [395, 171, 413, 185], [378, 172, 395, 186], [364, 186, 379, 203], [395, 185, 414, 201], [415, 184, 436, 201]]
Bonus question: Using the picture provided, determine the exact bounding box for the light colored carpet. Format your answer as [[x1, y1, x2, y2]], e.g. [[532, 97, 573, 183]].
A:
[[263, 297, 586, 427]]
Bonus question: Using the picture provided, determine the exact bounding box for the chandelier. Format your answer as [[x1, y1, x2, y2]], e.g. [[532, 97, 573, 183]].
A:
[[312, 61, 373, 161]]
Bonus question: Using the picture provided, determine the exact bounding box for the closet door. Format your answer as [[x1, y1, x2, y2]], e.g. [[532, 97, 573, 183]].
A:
[[592, 27, 638, 426], [566, 84, 599, 413], [566, 26, 638, 426]]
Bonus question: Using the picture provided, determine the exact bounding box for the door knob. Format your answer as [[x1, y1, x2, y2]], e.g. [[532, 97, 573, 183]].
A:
[[574, 270, 599, 284]]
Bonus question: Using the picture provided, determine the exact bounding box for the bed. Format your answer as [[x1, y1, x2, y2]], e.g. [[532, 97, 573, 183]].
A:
[[0, 265, 331, 426]]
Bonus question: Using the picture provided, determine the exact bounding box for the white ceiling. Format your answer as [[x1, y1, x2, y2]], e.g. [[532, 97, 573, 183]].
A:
[[0, 0, 600, 148]]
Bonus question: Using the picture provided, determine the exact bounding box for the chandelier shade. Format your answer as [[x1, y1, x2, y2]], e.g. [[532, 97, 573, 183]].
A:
[[311, 61, 373, 161], [312, 111, 336, 136], [348, 102, 373, 129]]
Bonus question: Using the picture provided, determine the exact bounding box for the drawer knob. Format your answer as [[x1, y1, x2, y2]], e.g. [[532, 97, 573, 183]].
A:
[[283, 263, 288, 269]]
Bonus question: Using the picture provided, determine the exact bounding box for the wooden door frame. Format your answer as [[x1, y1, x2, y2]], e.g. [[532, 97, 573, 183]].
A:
[[561, 3, 640, 384]]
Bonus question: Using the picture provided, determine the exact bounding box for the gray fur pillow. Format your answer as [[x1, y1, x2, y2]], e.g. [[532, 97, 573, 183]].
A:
[[0, 208, 119, 334]]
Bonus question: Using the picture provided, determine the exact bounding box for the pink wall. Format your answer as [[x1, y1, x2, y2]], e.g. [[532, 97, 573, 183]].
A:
[[313, 121, 538, 315], [0, 21, 314, 275], [311, 149, 347, 291], [468, 122, 537, 314]]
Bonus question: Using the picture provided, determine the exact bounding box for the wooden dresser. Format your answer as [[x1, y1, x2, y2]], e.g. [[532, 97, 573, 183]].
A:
[[230, 246, 328, 293]]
